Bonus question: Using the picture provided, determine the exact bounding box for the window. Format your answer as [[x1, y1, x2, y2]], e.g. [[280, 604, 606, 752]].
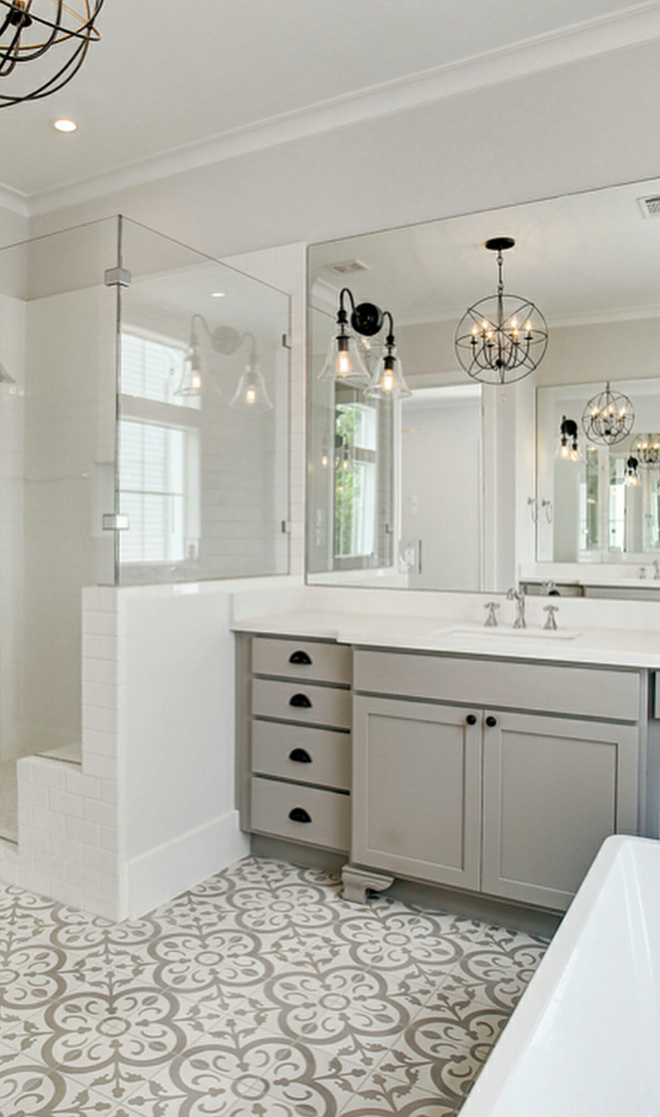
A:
[[334, 401, 378, 560], [119, 331, 200, 566]]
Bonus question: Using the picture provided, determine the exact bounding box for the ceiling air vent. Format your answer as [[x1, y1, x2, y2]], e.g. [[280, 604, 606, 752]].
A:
[[326, 259, 370, 275], [638, 195, 660, 218]]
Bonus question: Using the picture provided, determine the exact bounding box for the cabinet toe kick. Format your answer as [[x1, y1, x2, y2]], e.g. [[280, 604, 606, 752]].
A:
[[341, 865, 394, 904]]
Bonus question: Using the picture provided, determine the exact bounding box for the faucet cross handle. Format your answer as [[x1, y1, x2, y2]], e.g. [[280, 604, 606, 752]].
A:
[[543, 604, 559, 631], [484, 601, 500, 628]]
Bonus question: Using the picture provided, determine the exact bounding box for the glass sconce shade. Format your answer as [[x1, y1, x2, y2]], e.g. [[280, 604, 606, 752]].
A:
[[455, 238, 548, 385], [365, 344, 411, 399], [175, 339, 203, 396], [581, 382, 634, 445], [318, 325, 371, 389], [229, 364, 273, 411]]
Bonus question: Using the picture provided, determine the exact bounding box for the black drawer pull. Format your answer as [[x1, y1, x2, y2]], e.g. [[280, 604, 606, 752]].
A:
[[289, 693, 312, 708], [289, 748, 312, 763], [289, 650, 312, 665], [465, 714, 477, 726], [485, 715, 497, 728], [288, 807, 312, 824]]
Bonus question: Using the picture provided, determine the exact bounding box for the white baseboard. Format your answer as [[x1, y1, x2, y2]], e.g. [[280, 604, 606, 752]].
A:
[[125, 810, 250, 918]]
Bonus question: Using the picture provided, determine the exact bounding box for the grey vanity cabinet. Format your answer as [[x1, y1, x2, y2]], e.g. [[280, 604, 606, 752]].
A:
[[352, 696, 482, 890], [480, 710, 638, 909], [352, 649, 642, 911], [244, 636, 352, 853]]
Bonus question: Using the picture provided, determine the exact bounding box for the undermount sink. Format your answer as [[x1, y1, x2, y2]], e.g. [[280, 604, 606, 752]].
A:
[[432, 624, 581, 641]]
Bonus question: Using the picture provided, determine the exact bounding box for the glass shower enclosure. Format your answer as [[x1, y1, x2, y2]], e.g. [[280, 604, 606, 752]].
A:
[[0, 216, 289, 834]]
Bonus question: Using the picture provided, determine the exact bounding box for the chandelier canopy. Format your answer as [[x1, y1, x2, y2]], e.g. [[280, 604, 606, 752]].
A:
[[455, 237, 548, 385], [0, 0, 103, 107]]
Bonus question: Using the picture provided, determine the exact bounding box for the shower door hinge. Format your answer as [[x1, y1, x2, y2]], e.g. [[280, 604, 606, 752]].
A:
[[102, 512, 130, 531], [104, 267, 132, 288], [281, 519, 291, 534], [281, 333, 292, 349]]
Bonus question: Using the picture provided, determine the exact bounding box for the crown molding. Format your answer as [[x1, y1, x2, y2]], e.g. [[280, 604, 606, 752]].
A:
[[23, 1, 660, 217], [0, 183, 29, 217]]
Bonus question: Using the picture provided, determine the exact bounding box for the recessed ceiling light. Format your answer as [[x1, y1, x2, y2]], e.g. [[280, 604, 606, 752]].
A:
[[211, 291, 225, 298], [51, 118, 78, 133]]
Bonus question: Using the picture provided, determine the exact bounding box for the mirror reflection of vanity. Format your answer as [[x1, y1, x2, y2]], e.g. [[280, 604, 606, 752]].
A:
[[307, 176, 660, 599]]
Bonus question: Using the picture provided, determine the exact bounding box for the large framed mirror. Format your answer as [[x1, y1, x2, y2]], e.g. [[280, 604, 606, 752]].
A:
[[307, 175, 660, 597]]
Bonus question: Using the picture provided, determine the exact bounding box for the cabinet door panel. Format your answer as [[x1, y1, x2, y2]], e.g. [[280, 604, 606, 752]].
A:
[[352, 697, 481, 890], [482, 711, 639, 910]]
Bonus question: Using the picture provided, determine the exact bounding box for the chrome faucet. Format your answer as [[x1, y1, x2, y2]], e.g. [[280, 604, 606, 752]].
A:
[[506, 584, 526, 629]]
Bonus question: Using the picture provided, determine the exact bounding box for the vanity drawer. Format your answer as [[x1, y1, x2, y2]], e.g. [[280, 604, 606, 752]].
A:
[[252, 677, 352, 728], [252, 636, 352, 685], [252, 720, 351, 790], [251, 776, 350, 851], [354, 650, 641, 722]]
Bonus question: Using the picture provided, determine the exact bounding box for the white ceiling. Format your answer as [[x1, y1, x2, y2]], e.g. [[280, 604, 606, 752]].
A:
[[0, 0, 657, 203], [309, 177, 660, 324]]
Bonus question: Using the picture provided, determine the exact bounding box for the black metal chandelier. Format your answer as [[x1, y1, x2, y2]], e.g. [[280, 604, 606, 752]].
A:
[[455, 237, 548, 385], [0, 0, 103, 108], [631, 433, 660, 467], [581, 382, 635, 446]]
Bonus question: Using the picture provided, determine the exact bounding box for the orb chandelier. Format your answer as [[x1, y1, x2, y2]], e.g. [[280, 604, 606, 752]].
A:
[[455, 237, 548, 385], [631, 433, 660, 467], [0, 0, 104, 108], [581, 382, 634, 446]]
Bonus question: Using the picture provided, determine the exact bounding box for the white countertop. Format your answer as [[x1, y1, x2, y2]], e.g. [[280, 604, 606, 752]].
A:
[[231, 609, 660, 669]]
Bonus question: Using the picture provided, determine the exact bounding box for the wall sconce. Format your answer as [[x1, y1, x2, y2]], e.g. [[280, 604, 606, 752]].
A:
[[558, 415, 580, 461], [229, 332, 273, 412], [455, 237, 548, 385], [175, 315, 242, 397], [581, 382, 634, 446], [320, 287, 411, 398], [319, 287, 382, 389]]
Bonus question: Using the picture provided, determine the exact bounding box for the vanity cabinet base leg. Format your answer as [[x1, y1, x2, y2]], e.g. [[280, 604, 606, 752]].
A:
[[341, 865, 394, 904]]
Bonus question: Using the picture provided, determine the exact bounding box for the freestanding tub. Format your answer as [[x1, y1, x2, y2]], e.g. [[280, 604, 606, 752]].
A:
[[461, 835, 660, 1117]]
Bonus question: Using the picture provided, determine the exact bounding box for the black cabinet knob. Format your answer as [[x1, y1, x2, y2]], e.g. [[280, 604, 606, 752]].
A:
[[288, 807, 312, 824], [465, 714, 477, 726], [289, 650, 312, 665], [289, 748, 312, 763], [289, 693, 312, 709], [485, 715, 497, 728]]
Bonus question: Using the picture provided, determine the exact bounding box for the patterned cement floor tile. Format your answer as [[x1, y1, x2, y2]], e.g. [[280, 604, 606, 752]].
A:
[[0, 856, 548, 1117], [336, 1066, 460, 1116]]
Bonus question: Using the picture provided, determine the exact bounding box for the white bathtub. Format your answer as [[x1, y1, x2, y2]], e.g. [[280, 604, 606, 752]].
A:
[[461, 835, 660, 1117]]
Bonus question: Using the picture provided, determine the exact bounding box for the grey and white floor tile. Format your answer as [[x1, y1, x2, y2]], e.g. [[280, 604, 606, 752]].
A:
[[0, 855, 548, 1115]]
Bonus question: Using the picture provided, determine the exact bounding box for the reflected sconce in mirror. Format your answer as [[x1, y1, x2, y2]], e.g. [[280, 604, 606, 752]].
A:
[[229, 332, 273, 412], [625, 454, 640, 486], [558, 415, 580, 461], [581, 381, 634, 445], [455, 237, 548, 385], [175, 315, 242, 397], [631, 433, 660, 466]]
